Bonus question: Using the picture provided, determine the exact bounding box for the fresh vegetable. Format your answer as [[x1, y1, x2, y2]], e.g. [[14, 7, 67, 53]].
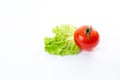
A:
[[74, 25, 99, 50], [44, 24, 80, 56], [44, 24, 100, 56]]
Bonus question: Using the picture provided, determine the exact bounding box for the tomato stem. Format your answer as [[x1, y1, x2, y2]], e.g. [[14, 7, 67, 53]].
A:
[[86, 28, 90, 33], [85, 26, 92, 40]]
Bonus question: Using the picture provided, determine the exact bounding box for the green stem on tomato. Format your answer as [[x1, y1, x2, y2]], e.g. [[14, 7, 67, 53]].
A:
[[85, 26, 92, 40]]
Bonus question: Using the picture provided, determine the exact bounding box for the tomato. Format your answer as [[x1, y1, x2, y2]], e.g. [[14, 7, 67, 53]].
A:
[[74, 25, 100, 50]]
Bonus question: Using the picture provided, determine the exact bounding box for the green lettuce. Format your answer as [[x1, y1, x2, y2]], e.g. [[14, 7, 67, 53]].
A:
[[44, 24, 80, 56]]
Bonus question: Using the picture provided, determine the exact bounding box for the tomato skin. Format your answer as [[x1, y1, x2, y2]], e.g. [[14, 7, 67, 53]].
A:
[[74, 25, 100, 50]]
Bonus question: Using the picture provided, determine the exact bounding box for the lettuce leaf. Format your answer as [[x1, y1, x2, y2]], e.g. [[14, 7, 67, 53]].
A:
[[44, 24, 80, 56]]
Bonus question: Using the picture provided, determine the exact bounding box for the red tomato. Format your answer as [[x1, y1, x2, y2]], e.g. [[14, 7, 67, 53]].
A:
[[74, 25, 100, 50]]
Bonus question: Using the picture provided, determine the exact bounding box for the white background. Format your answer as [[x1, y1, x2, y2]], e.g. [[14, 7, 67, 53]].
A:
[[0, 0, 120, 80]]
